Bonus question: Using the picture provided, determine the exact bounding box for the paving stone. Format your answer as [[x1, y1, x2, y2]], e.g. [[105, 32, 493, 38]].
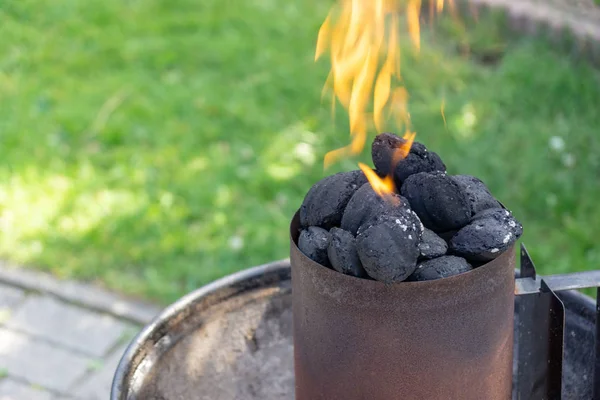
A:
[[5, 296, 129, 357], [73, 344, 129, 400], [0, 262, 161, 325], [0, 379, 53, 400], [0, 284, 24, 309], [0, 328, 90, 393]]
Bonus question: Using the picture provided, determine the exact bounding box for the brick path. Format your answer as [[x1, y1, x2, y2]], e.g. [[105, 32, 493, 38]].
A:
[[0, 263, 161, 400]]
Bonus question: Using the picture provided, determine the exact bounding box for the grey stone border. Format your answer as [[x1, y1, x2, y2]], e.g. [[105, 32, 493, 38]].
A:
[[0, 261, 161, 325], [460, 0, 600, 66]]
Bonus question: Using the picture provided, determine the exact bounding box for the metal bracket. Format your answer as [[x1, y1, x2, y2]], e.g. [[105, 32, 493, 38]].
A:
[[515, 244, 565, 400], [520, 244, 536, 280]]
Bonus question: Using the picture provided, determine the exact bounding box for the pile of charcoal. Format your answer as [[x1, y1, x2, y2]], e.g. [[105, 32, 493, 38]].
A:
[[298, 132, 523, 283]]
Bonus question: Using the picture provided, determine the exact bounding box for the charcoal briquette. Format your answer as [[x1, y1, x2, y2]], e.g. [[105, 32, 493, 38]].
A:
[[327, 227, 367, 278], [394, 142, 446, 185], [449, 208, 523, 262], [356, 214, 420, 283], [400, 171, 472, 232], [300, 170, 367, 229], [451, 175, 501, 215], [407, 256, 472, 281], [419, 228, 448, 259], [371, 132, 405, 176], [371, 133, 446, 183], [471, 207, 517, 222], [435, 229, 458, 243], [298, 226, 331, 267], [341, 182, 416, 235]]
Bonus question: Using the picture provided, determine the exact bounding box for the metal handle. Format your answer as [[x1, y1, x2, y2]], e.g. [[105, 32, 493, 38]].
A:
[[516, 269, 600, 296], [514, 244, 600, 400]]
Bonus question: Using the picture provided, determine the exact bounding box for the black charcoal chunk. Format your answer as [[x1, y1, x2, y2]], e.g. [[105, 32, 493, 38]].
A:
[[419, 228, 448, 259], [371, 133, 446, 183], [436, 229, 458, 243], [328, 228, 367, 278], [300, 170, 367, 229], [407, 256, 472, 281], [471, 207, 517, 222], [371, 133, 405, 176], [341, 182, 416, 235], [356, 213, 420, 283], [356, 207, 423, 238], [451, 175, 501, 215], [401, 172, 472, 232], [298, 227, 331, 267], [449, 208, 523, 262], [394, 142, 447, 184]]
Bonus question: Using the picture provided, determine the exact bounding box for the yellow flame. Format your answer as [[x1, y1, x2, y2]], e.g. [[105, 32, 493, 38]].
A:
[[317, 0, 453, 194], [315, 13, 332, 62], [318, 0, 404, 169], [407, 0, 422, 53], [395, 130, 416, 161], [437, 0, 445, 12], [358, 162, 396, 197], [441, 98, 447, 128]]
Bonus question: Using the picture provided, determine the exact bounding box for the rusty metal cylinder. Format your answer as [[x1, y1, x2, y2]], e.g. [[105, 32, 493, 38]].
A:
[[291, 212, 515, 400]]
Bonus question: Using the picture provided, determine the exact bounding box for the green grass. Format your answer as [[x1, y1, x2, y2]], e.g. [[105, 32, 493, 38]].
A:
[[1, 2, 599, 304]]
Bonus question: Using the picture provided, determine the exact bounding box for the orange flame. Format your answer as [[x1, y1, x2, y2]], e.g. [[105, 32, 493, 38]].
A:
[[437, 0, 445, 12], [441, 98, 447, 128], [394, 131, 416, 164], [316, 0, 453, 196], [358, 162, 395, 197]]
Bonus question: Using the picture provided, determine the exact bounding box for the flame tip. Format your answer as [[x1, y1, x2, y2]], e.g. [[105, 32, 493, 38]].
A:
[[358, 163, 396, 198], [318, 0, 451, 169]]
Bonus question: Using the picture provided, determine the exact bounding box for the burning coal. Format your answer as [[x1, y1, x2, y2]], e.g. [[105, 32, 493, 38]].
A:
[[316, 0, 456, 193], [298, 133, 523, 283], [302, 1, 522, 282]]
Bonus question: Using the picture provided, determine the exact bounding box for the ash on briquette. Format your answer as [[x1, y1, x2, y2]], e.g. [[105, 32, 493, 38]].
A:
[[449, 208, 523, 262], [355, 213, 421, 283], [418, 228, 448, 259], [298, 227, 331, 268], [407, 256, 473, 281], [341, 182, 412, 235], [299, 170, 367, 229], [401, 171, 472, 232], [451, 175, 501, 215], [328, 227, 367, 278]]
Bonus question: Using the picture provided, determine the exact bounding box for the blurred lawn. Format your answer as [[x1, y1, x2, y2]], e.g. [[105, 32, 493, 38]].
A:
[[1, 1, 599, 303]]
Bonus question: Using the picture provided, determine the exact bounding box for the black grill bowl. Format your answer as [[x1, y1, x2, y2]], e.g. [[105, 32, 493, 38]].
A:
[[111, 261, 594, 400]]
